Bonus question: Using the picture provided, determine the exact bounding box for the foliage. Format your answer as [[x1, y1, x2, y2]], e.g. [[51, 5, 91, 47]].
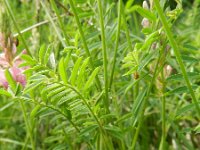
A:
[[0, 0, 200, 149]]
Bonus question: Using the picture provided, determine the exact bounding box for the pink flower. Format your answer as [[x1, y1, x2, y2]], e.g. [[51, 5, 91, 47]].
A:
[[10, 66, 27, 87], [0, 52, 27, 89], [0, 53, 10, 68], [0, 33, 27, 89], [0, 69, 8, 89]]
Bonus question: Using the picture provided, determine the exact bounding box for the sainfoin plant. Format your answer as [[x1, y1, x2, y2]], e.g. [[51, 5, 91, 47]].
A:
[[0, 0, 200, 149]]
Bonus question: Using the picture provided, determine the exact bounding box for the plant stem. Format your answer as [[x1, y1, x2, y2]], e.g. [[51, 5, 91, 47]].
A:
[[65, 84, 104, 132], [133, 12, 139, 35], [192, 0, 199, 24], [121, 2, 139, 99], [45, 104, 80, 132], [40, 1, 67, 48], [131, 52, 162, 149], [13, 14, 66, 37], [109, 0, 122, 88], [67, 0, 102, 91], [159, 68, 166, 150], [4, 0, 32, 57], [154, 0, 200, 118], [121, 3, 133, 52], [18, 99, 35, 150], [97, 0, 109, 112], [50, 0, 74, 68], [50, 0, 70, 46], [65, 83, 114, 149]]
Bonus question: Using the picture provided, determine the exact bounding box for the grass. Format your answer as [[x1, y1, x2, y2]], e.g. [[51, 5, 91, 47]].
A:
[[0, 0, 200, 149]]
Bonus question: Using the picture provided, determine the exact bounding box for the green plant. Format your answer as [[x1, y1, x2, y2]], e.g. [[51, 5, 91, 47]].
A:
[[0, 0, 200, 149]]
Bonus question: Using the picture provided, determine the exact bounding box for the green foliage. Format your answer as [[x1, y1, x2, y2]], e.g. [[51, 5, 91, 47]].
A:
[[0, 0, 200, 149]]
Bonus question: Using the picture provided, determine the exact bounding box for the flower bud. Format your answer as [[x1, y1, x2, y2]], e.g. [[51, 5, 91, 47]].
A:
[[141, 18, 150, 28], [143, 1, 149, 10], [165, 65, 173, 77]]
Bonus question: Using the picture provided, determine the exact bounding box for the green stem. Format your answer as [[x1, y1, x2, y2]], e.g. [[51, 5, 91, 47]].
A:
[[67, 1, 86, 48], [65, 83, 114, 149], [40, 1, 67, 48], [65, 84, 104, 132], [13, 14, 66, 37], [17, 97, 80, 132], [131, 52, 162, 149], [50, 0, 70, 45], [18, 99, 35, 150], [133, 12, 139, 35], [159, 68, 166, 150], [50, 0, 74, 67], [121, 2, 133, 52], [45, 104, 80, 132], [67, 0, 101, 90], [97, 0, 109, 112], [154, 0, 200, 118], [109, 0, 122, 88], [134, 80, 139, 99], [4, 0, 32, 56], [121, 2, 139, 99], [192, 0, 199, 24]]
